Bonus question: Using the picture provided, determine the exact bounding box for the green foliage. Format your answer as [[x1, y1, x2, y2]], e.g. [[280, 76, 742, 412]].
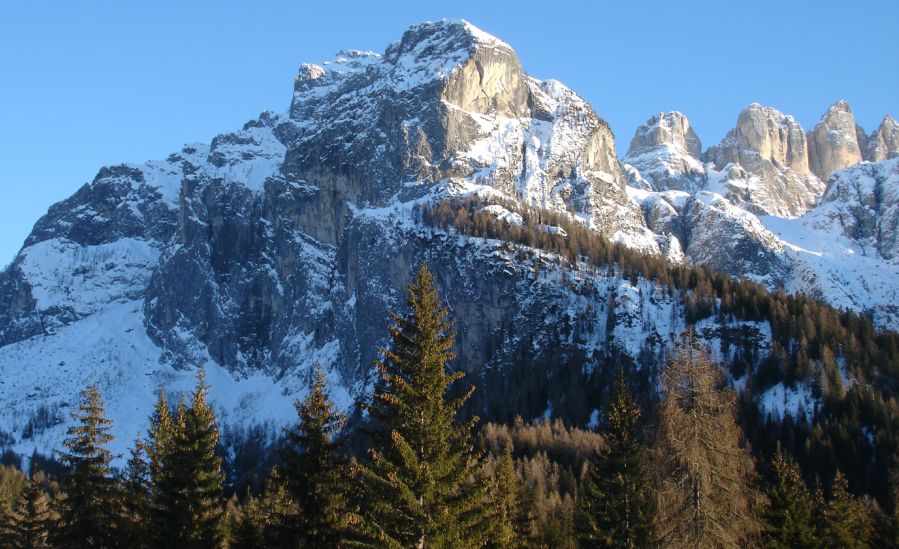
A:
[[350, 264, 496, 548], [820, 471, 874, 549], [147, 370, 226, 548], [762, 447, 818, 548], [54, 384, 118, 548], [118, 440, 151, 549], [577, 374, 653, 548], [275, 366, 350, 547]]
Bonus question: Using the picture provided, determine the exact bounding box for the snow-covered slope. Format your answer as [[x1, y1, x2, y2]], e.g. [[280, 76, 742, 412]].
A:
[[0, 20, 897, 462]]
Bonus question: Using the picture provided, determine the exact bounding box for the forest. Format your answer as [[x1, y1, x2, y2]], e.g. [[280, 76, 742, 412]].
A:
[[0, 264, 896, 548]]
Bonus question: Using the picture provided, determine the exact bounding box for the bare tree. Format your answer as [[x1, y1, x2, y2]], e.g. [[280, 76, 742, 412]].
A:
[[653, 336, 760, 548]]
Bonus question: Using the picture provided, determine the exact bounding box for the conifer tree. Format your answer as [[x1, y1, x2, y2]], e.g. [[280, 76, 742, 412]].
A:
[[118, 440, 150, 549], [762, 447, 817, 548], [147, 371, 226, 548], [178, 370, 226, 546], [821, 471, 873, 549], [578, 374, 653, 548], [488, 445, 520, 549], [147, 389, 180, 547], [652, 337, 760, 547], [231, 490, 265, 549], [276, 366, 349, 547], [55, 384, 118, 548], [350, 263, 495, 548], [17, 477, 53, 549]]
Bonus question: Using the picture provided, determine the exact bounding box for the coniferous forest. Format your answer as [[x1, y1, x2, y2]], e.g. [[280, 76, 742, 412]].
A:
[[1, 264, 897, 548]]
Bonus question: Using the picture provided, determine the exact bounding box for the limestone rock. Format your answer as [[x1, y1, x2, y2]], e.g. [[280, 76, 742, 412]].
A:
[[623, 112, 705, 192], [807, 100, 863, 180], [704, 104, 824, 217], [865, 115, 899, 162]]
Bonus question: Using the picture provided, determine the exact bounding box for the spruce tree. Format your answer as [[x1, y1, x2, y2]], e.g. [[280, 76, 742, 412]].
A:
[[176, 370, 226, 547], [147, 371, 226, 548], [147, 389, 180, 547], [652, 337, 760, 547], [277, 366, 349, 547], [118, 440, 150, 549], [489, 445, 520, 549], [821, 471, 873, 549], [350, 263, 495, 548], [55, 384, 118, 548], [18, 477, 53, 549], [762, 447, 817, 548], [578, 374, 653, 548]]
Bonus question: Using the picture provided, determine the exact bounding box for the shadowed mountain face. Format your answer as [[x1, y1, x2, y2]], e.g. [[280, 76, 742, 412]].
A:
[[0, 20, 897, 461]]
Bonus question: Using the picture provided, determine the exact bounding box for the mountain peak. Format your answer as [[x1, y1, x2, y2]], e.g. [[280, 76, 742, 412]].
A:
[[808, 99, 862, 179]]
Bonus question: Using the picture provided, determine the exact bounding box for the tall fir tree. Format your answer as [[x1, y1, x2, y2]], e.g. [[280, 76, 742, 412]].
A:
[[652, 337, 760, 548], [350, 263, 495, 548], [147, 389, 180, 548], [276, 366, 349, 547], [762, 447, 818, 549], [55, 384, 118, 548], [577, 373, 653, 548], [147, 370, 226, 548], [820, 471, 873, 549], [488, 444, 520, 549], [17, 477, 53, 549], [118, 439, 151, 549]]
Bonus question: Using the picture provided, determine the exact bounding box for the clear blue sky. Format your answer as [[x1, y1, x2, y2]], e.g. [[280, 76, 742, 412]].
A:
[[1, 0, 897, 264]]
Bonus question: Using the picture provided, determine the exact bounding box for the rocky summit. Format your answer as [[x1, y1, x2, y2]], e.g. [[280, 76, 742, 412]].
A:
[[0, 20, 897, 462]]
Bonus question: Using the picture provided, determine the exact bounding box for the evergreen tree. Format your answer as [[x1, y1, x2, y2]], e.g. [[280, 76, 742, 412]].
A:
[[577, 374, 653, 548], [17, 477, 53, 549], [821, 471, 873, 549], [488, 445, 520, 549], [147, 389, 180, 547], [652, 337, 760, 547], [233, 471, 292, 549], [55, 384, 118, 548], [147, 370, 226, 548], [350, 264, 495, 548], [762, 447, 817, 548], [118, 440, 150, 549], [277, 365, 349, 547], [231, 490, 265, 549]]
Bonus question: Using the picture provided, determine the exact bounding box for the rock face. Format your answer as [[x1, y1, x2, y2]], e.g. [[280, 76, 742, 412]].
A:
[[623, 112, 705, 192], [0, 19, 896, 462], [865, 115, 899, 162], [807, 100, 864, 180], [705, 103, 824, 218]]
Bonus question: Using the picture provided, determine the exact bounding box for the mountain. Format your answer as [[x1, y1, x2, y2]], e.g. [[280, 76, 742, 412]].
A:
[[0, 20, 897, 465]]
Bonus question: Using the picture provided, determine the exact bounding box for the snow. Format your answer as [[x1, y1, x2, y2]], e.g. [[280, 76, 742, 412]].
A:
[[19, 238, 160, 317], [0, 300, 296, 467], [758, 383, 815, 421]]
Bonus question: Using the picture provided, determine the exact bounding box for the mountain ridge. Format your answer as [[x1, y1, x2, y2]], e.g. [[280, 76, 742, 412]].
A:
[[0, 19, 897, 465]]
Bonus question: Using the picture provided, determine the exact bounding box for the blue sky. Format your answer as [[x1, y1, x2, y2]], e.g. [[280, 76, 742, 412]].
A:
[[1, 0, 897, 264]]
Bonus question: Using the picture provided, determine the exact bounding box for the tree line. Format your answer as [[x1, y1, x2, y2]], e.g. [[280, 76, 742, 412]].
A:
[[1, 265, 897, 547], [421, 196, 899, 504]]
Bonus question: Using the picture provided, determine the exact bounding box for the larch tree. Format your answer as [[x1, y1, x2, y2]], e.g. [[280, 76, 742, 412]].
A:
[[350, 263, 495, 548], [55, 384, 119, 548], [577, 373, 653, 548], [652, 337, 760, 548]]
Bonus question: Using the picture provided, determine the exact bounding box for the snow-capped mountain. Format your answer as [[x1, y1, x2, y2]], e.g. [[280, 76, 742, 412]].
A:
[[0, 20, 897, 463]]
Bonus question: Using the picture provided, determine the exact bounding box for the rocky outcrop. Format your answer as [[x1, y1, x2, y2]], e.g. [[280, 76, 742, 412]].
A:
[[704, 104, 824, 217], [622, 112, 705, 192], [865, 115, 899, 163], [807, 100, 864, 180], [807, 158, 899, 260]]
